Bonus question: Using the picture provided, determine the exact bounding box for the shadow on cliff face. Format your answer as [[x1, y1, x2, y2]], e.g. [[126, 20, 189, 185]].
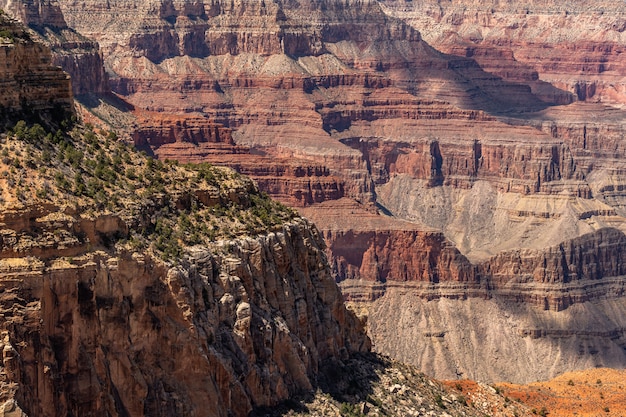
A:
[[75, 92, 135, 112], [317, 353, 384, 402], [251, 352, 385, 417]]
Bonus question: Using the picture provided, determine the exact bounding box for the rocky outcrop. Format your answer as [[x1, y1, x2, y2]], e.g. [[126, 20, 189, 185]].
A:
[[380, 0, 626, 106], [0, 13, 72, 121], [0, 0, 109, 95], [40, 0, 626, 384], [0, 212, 368, 416], [131, 110, 234, 148], [0, 32, 369, 414], [0, 0, 66, 28]]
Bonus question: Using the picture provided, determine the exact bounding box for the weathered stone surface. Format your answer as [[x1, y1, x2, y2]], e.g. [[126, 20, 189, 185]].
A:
[[22, 0, 626, 385], [369, 294, 626, 383], [0, 0, 109, 95], [380, 0, 626, 105], [0, 214, 369, 417], [0, 34, 369, 415], [0, 14, 72, 120]]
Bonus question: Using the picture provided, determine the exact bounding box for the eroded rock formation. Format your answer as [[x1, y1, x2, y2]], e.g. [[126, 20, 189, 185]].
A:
[[0, 0, 108, 96], [380, 0, 626, 105], [0, 214, 368, 416], [0, 12, 72, 121], [21, 0, 626, 383], [0, 30, 369, 414]]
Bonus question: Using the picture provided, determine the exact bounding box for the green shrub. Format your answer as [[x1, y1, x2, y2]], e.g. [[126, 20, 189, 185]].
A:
[[435, 394, 446, 409]]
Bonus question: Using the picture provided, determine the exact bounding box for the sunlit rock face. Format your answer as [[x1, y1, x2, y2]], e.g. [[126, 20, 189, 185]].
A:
[[33, 0, 626, 383]]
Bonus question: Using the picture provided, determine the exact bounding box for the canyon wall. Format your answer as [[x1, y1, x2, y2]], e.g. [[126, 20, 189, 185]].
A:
[[26, 0, 626, 383], [0, 213, 368, 416], [0, 30, 370, 415], [380, 0, 626, 105], [0, 12, 72, 121], [0, 0, 109, 96]]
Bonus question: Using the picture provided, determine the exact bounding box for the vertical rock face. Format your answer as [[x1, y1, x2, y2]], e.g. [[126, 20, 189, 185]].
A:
[[380, 0, 626, 105], [57, 0, 422, 59], [0, 0, 109, 95], [0, 13, 72, 120], [18, 0, 626, 384], [0, 0, 66, 28], [0, 217, 368, 417], [0, 32, 369, 414]]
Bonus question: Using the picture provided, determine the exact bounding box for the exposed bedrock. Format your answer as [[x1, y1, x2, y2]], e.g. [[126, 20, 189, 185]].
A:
[[41, 0, 626, 384], [368, 295, 626, 383], [380, 0, 626, 106], [313, 193, 626, 311], [0, 14, 72, 122], [0, 209, 369, 416], [0, 0, 109, 95], [309, 195, 626, 382]]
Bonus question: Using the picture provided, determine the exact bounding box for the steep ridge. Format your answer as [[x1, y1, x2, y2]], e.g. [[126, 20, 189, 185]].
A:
[[0, 0, 108, 96], [43, 0, 626, 383], [0, 10, 72, 124], [0, 125, 369, 416], [0, 19, 372, 415]]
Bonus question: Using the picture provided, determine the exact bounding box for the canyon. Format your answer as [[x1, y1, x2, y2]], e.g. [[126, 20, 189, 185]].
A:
[[2, 0, 626, 395], [0, 0, 108, 96], [0, 20, 374, 412]]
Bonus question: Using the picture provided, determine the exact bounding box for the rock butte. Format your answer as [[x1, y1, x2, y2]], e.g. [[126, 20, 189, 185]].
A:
[[3, 0, 626, 383]]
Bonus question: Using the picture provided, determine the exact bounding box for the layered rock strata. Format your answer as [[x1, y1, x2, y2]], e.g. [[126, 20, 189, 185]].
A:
[[46, 0, 626, 383], [0, 213, 368, 416], [380, 0, 626, 105], [0, 12, 72, 121], [0, 31, 369, 414], [0, 0, 108, 96]]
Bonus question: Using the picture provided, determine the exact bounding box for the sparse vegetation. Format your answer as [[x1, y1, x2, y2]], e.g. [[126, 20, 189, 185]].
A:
[[0, 117, 297, 263], [339, 402, 364, 417]]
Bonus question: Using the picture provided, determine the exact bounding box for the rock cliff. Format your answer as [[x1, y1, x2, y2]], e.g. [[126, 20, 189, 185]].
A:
[[380, 0, 626, 105], [0, 30, 370, 414], [0, 0, 108, 96], [37, 0, 626, 383], [0, 11, 72, 123], [0, 213, 368, 416]]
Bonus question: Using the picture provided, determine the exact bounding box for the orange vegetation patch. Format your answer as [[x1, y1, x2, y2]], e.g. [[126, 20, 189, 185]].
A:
[[497, 368, 626, 417], [442, 379, 481, 402], [443, 379, 533, 417]]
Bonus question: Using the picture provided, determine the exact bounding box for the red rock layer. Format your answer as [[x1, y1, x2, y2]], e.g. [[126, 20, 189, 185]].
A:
[[132, 110, 234, 148], [0, 0, 109, 96], [303, 200, 626, 312], [381, 0, 626, 106], [46, 2, 626, 316], [0, 17, 72, 116], [0, 206, 370, 416]]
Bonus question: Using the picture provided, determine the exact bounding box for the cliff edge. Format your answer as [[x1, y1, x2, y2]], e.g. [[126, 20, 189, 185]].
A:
[[0, 16, 369, 415]]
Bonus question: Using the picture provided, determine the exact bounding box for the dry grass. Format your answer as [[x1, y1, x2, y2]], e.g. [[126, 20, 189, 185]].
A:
[[497, 368, 626, 417]]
